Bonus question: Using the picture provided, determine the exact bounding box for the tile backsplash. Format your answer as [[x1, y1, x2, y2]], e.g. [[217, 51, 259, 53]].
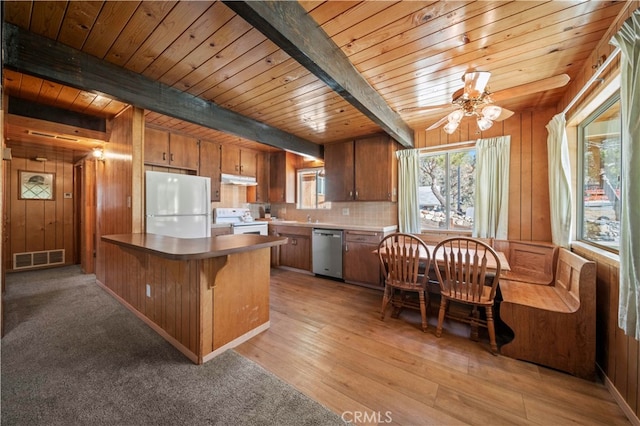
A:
[[267, 201, 397, 227], [213, 184, 398, 227]]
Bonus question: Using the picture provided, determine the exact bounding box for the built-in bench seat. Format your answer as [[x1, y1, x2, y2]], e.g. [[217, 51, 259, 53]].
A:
[[499, 248, 596, 380], [492, 239, 558, 285]]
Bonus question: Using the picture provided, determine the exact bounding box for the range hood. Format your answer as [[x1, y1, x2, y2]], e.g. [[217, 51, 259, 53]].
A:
[[221, 173, 258, 186]]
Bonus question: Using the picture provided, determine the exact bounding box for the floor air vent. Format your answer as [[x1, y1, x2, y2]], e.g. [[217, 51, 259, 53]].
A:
[[13, 249, 65, 270]]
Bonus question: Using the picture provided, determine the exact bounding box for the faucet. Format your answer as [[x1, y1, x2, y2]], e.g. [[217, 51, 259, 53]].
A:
[[307, 215, 311, 223]]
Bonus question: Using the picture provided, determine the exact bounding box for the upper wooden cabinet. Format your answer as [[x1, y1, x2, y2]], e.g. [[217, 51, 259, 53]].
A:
[[199, 140, 222, 202], [145, 127, 199, 171], [269, 151, 301, 203], [325, 134, 397, 202], [221, 145, 256, 177], [248, 152, 269, 204]]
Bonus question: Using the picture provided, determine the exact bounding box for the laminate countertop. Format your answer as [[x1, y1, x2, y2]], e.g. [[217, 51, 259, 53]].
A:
[[102, 233, 287, 261], [259, 219, 397, 234]]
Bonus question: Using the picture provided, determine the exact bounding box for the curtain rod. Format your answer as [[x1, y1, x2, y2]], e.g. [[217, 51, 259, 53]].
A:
[[418, 140, 475, 153], [562, 46, 620, 115]]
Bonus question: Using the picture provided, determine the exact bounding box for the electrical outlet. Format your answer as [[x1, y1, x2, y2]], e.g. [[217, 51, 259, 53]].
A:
[[342, 208, 349, 216], [146, 284, 151, 298]]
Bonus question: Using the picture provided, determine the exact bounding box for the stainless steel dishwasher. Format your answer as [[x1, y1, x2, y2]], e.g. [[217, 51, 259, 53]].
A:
[[312, 228, 343, 279]]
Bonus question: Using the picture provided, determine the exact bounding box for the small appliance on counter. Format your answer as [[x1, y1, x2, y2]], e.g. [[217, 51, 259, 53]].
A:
[[145, 171, 211, 238], [213, 208, 268, 235]]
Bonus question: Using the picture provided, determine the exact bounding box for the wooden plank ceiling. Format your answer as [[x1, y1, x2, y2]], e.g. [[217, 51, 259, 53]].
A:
[[2, 0, 627, 162]]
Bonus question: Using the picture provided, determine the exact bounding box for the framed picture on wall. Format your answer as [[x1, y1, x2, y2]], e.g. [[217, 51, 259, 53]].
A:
[[19, 170, 55, 200]]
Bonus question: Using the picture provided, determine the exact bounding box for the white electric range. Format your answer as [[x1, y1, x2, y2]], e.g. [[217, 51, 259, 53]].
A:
[[213, 208, 268, 235]]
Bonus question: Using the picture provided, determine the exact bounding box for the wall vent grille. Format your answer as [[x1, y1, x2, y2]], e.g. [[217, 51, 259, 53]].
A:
[[13, 249, 65, 270]]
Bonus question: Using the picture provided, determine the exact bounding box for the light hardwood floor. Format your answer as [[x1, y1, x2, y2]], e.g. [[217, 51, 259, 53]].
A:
[[235, 268, 630, 425]]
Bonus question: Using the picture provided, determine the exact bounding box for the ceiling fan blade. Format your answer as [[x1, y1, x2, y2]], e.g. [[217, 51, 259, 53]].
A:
[[463, 71, 491, 99], [426, 115, 450, 131], [495, 107, 514, 121], [490, 74, 570, 103], [399, 103, 453, 113]]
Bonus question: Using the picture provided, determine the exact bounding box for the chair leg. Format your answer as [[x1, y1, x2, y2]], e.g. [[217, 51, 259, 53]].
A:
[[471, 307, 480, 342], [436, 297, 447, 338], [418, 291, 428, 333], [486, 306, 498, 355], [380, 286, 391, 321], [391, 290, 403, 318]]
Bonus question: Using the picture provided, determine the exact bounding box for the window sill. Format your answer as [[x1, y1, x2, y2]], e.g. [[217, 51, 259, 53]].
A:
[[571, 241, 620, 269]]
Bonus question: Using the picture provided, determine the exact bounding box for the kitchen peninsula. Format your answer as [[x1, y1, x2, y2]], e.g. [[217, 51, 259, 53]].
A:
[[99, 233, 287, 364]]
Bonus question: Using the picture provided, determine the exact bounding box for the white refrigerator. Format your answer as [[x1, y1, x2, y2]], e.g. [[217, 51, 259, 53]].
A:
[[145, 171, 211, 238]]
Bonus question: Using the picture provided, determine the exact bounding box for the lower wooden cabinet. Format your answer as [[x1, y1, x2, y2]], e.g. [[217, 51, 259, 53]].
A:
[[343, 230, 384, 287], [270, 225, 311, 272], [280, 234, 311, 271], [211, 226, 232, 236]]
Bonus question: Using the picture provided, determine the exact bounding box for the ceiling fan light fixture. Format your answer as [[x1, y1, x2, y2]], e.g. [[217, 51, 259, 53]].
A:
[[481, 105, 502, 120], [476, 116, 493, 131], [447, 109, 464, 122], [443, 120, 460, 134]]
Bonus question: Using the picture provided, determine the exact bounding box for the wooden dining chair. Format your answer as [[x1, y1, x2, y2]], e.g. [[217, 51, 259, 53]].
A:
[[432, 237, 502, 353], [378, 233, 431, 332]]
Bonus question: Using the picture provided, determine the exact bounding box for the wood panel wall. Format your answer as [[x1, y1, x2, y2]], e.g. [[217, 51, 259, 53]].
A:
[[3, 152, 75, 271], [414, 106, 556, 242], [95, 106, 137, 283], [564, 3, 640, 423]]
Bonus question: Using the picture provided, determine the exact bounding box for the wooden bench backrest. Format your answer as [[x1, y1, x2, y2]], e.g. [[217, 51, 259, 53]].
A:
[[418, 233, 493, 247], [554, 248, 596, 312], [493, 240, 558, 285]]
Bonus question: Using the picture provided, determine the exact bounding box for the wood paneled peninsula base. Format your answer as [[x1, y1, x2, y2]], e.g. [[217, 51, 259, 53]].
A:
[[100, 233, 287, 364]]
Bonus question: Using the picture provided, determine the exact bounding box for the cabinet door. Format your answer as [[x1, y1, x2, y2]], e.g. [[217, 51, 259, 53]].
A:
[[169, 133, 199, 170], [344, 241, 382, 286], [280, 234, 311, 271], [199, 140, 221, 202], [249, 152, 269, 203], [324, 140, 354, 201], [221, 145, 240, 175], [354, 135, 394, 201], [344, 231, 383, 286], [240, 149, 256, 177], [269, 151, 298, 203], [145, 127, 170, 166]]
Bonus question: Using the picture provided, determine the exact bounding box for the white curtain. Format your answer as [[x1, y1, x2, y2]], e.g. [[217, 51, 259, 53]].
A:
[[396, 149, 421, 233], [546, 113, 573, 247], [474, 136, 510, 239], [612, 9, 640, 339]]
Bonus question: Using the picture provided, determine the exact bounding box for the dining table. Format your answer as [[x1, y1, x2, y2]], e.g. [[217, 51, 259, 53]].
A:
[[375, 244, 511, 273]]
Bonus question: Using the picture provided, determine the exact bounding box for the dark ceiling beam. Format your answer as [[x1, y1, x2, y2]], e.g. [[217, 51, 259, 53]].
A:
[[2, 23, 322, 159], [223, 0, 415, 149]]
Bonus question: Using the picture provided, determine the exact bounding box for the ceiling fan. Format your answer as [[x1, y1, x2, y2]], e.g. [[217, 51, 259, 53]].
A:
[[402, 72, 570, 134]]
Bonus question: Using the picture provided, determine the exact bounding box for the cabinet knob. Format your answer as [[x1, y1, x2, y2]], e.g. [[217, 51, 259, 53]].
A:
[[170, 153, 174, 162], [162, 152, 166, 161]]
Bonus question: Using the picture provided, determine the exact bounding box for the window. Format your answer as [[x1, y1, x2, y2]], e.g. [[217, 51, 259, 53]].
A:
[[419, 148, 476, 231], [578, 94, 621, 252], [297, 168, 330, 210]]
